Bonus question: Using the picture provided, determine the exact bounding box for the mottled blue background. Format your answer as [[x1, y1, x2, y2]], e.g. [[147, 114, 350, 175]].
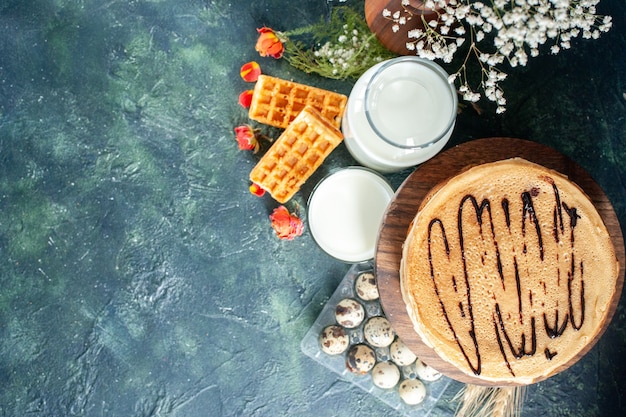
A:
[[0, 0, 624, 416]]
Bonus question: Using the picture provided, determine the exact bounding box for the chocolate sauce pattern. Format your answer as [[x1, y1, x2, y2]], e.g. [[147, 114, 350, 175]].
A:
[[426, 183, 586, 376]]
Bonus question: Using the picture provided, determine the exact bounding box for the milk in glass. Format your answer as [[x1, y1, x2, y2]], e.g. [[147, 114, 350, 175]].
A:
[[343, 57, 457, 173], [307, 167, 394, 263]]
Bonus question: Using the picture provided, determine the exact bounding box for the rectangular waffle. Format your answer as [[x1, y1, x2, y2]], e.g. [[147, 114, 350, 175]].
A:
[[248, 75, 347, 130], [249, 106, 344, 203]]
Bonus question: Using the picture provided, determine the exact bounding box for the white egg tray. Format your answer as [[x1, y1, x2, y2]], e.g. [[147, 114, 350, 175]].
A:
[[301, 262, 453, 416]]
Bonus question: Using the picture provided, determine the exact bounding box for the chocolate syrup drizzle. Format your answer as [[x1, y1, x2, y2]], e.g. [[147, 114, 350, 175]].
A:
[[426, 182, 586, 376]]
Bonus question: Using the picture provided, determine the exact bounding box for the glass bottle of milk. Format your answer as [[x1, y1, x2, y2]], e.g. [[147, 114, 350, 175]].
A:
[[342, 56, 457, 173]]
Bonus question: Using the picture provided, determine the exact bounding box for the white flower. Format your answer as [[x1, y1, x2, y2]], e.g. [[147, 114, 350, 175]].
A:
[[408, 29, 423, 39], [378, 0, 611, 112], [463, 90, 481, 102]]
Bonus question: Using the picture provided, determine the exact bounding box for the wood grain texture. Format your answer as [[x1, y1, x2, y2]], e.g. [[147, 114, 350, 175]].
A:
[[375, 137, 625, 386], [365, 0, 441, 56]]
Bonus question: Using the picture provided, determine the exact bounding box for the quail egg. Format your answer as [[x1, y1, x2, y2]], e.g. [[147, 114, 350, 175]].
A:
[[346, 344, 376, 374], [415, 358, 442, 381], [390, 338, 417, 366], [354, 271, 379, 301], [335, 298, 365, 329], [371, 361, 401, 389], [398, 378, 427, 405], [319, 325, 350, 355], [363, 316, 395, 348]]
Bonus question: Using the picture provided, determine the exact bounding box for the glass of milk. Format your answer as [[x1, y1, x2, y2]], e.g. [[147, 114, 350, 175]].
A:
[[342, 56, 457, 173], [307, 167, 395, 263]]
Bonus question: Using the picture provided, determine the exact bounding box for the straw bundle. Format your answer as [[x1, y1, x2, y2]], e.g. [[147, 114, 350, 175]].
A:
[[454, 385, 526, 417]]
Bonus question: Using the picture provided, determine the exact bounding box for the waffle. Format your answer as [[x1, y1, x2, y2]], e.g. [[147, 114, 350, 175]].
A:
[[248, 75, 347, 130], [249, 106, 344, 203]]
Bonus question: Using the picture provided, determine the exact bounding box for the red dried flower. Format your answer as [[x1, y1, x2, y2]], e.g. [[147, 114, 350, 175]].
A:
[[255, 27, 284, 59], [249, 183, 266, 197], [269, 205, 303, 240], [238, 90, 254, 108], [234, 125, 259, 152], [240, 61, 261, 82]]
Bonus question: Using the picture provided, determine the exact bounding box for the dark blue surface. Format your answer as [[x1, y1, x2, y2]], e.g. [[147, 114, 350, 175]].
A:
[[0, 1, 624, 416]]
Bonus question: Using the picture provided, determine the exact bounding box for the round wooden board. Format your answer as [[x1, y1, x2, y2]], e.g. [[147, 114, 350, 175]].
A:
[[364, 0, 441, 56], [375, 137, 625, 386]]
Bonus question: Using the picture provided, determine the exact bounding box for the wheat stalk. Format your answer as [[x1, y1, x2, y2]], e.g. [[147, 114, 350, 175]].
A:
[[454, 384, 526, 417]]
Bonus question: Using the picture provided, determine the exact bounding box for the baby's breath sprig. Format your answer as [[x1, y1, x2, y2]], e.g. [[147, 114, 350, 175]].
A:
[[383, 0, 613, 113], [281, 7, 396, 80]]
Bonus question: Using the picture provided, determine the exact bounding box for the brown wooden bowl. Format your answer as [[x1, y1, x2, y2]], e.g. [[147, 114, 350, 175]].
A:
[[375, 137, 625, 386], [365, 0, 443, 56]]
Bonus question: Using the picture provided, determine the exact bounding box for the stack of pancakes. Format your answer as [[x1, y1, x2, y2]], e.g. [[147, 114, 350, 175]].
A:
[[400, 158, 620, 384]]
